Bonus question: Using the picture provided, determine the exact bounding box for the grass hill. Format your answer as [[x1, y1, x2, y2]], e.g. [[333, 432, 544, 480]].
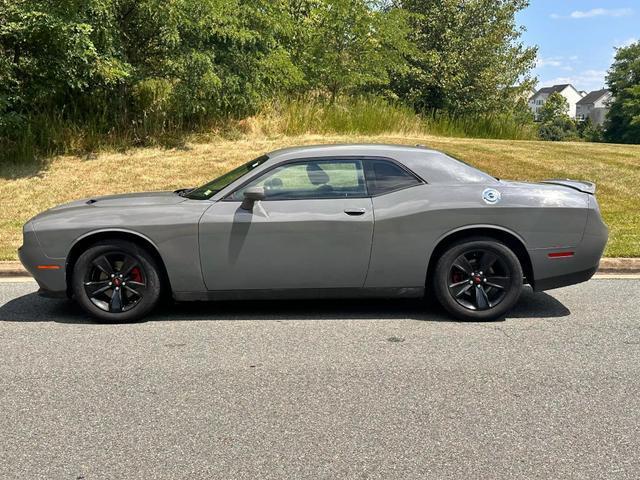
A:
[[1, 133, 638, 260]]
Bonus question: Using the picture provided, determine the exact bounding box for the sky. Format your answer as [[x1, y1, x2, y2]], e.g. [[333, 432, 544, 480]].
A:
[[516, 1, 639, 92]]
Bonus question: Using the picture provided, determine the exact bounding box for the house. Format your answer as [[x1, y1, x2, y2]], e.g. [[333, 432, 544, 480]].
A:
[[576, 89, 612, 126], [528, 84, 585, 120], [524, 87, 537, 102], [506, 86, 537, 104]]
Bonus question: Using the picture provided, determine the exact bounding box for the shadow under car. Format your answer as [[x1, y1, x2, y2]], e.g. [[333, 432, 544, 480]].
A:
[[0, 286, 570, 325]]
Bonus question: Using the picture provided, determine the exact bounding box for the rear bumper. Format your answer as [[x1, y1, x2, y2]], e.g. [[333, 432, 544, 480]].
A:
[[533, 265, 598, 291], [530, 199, 607, 291]]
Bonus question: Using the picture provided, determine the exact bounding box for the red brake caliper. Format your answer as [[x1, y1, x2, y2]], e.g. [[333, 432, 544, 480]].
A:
[[130, 267, 143, 283]]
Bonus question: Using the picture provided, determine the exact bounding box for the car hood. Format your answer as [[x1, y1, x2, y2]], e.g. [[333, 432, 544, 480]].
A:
[[26, 192, 188, 224], [47, 191, 187, 211]]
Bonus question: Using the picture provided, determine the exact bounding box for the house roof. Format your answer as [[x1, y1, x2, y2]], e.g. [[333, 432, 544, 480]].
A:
[[530, 84, 582, 101], [536, 84, 572, 95], [576, 89, 610, 105]]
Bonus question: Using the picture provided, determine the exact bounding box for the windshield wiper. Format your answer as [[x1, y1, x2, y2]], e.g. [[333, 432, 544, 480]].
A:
[[174, 188, 195, 197]]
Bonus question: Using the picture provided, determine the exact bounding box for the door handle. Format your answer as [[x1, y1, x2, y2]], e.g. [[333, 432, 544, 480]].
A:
[[344, 208, 366, 216]]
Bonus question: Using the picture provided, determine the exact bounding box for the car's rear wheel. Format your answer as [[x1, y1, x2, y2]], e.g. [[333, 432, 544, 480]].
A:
[[71, 240, 162, 322], [433, 238, 523, 321]]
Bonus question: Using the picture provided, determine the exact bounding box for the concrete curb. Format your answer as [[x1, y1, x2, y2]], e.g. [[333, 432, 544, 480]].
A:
[[1, 258, 640, 278], [0, 262, 29, 277], [597, 258, 640, 274]]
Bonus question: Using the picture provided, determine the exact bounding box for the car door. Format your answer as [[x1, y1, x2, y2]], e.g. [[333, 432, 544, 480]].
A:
[[198, 158, 374, 291]]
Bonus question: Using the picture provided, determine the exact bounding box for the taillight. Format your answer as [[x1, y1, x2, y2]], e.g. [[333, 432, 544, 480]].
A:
[[547, 252, 574, 258]]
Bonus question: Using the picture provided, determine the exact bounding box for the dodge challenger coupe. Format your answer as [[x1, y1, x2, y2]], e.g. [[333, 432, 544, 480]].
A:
[[19, 144, 608, 322]]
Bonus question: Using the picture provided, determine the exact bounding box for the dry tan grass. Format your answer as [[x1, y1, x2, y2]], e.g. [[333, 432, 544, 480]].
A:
[[1, 133, 639, 260]]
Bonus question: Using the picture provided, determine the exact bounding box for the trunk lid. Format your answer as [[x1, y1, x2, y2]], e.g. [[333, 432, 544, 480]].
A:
[[539, 179, 596, 194]]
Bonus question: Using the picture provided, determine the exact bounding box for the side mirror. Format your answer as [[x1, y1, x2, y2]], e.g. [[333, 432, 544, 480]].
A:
[[241, 186, 265, 211]]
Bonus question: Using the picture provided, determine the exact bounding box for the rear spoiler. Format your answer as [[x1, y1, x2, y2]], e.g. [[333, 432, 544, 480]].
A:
[[540, 179, 596, 194]]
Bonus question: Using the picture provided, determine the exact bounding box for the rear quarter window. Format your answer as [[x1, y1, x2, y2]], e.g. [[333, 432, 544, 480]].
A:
[[365, 160, 422, 196]]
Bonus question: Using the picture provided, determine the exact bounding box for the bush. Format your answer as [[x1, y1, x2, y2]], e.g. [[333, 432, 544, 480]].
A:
[[577, 118, 605, 142], [539, 117, 579, 141], [536, 93, 579, 141]]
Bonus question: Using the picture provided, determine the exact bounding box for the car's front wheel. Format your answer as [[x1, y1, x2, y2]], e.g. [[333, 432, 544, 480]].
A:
[[71, 240, 162, 322], [433, 238, 523, 321]]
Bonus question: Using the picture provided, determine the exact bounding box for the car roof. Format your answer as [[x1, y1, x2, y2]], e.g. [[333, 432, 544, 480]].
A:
[[267, 143, 440, 159], [264, 143, 497, 185]]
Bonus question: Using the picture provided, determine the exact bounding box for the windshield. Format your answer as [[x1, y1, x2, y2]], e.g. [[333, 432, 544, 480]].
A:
[[185, 155, 269, 200]]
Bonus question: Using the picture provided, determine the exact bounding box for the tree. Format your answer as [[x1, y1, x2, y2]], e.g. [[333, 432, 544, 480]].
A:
[[291, 0, 411, 101], [0, 0, 545, 162], [605, 41, 640, 144], [0, 1, 118, 117], [0, 0, 304, 131], [391, 0, 537, 115], [537, 93, 577, 141], [538, 92, 569, 123]]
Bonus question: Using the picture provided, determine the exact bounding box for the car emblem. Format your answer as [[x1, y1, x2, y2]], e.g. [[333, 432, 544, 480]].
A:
[[482, 188, 501, 205]]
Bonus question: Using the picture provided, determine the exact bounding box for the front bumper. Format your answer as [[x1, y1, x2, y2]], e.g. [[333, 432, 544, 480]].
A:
[[18, 225, 67, 297]]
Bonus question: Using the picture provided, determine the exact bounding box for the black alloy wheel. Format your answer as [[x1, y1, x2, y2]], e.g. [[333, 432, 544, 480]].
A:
[[433, 238, 523, 321], [447, 249, 511, 311], [84, 252, 147, 313], [72, 240, 162, 322]]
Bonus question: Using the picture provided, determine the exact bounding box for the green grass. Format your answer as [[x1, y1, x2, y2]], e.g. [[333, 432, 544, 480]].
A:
[[251, 97, 537, 140], [1, 133, 638, 260], [1, 97, 537, 166]]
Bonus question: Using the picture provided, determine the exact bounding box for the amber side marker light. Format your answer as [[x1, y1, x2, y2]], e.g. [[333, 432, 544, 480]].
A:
[[37, 265, 61, 270], [548, 252, 575, 258]]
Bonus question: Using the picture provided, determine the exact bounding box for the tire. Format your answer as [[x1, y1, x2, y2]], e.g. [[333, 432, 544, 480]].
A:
[[71, 240, 162, 323], [433, 238, 523, 321]]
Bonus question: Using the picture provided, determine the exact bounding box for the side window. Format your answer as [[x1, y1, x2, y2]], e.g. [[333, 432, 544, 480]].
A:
[[229, 159, 366, 200], [365, 160, 421, 196]]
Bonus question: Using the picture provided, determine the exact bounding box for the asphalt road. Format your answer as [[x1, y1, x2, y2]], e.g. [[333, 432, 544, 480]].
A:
[[1, 279, 639, 480]]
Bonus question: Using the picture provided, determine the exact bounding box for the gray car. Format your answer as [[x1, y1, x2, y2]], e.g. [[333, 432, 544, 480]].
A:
[[19, 144, 608, 322]]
